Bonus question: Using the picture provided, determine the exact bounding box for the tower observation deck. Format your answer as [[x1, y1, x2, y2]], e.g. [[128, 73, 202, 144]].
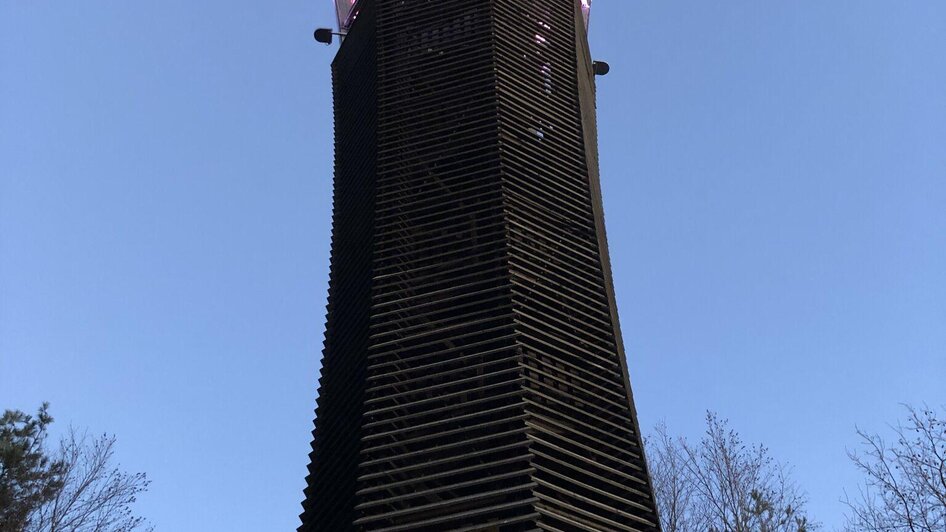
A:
[[301, 1, 661, 530]]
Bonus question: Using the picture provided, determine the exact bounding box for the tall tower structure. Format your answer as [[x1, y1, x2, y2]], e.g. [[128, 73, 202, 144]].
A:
[[301, 1, 661, 530]]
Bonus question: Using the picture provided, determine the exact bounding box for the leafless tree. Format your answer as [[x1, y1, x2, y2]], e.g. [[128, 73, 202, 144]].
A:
[[29, 429, 151, 532], [646, 422, 707, 531], [844, 404, 946, 532], [646, 412, 815, 532]]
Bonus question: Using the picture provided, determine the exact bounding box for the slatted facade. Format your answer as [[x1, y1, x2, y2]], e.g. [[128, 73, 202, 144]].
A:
[[301, 1, 660, 530]]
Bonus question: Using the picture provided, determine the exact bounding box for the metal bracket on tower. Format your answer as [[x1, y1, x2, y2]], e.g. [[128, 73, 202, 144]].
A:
[[314, 28, 347, 45], [592, 61, 610, 76]]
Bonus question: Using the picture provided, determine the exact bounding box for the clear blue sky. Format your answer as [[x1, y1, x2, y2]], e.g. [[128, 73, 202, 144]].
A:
[[2, 1, 943, 530]]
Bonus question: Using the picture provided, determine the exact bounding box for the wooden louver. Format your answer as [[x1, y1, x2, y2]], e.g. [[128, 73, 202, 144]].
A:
[[301, 1, 661, 530]]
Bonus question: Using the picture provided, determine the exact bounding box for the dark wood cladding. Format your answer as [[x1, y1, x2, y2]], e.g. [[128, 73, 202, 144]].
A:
[[302, 1, 660, 530], [299, 5, 377, 530]]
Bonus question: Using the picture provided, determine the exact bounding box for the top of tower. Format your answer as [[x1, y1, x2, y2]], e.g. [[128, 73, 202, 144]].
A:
[[334, 0, 591, 32], [334, 0, 359, 31], [581, 0, 591, 29]]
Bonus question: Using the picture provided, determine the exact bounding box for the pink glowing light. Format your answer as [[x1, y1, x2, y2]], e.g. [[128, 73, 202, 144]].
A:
[[581, 0, 591, 29], [334, 0, 360, 31]]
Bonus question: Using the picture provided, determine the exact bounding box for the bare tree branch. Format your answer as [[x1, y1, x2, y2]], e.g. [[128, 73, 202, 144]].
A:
[[647, 412, 816, 532], [29, 429, 151, 532], [844, 404, 946, 532]]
